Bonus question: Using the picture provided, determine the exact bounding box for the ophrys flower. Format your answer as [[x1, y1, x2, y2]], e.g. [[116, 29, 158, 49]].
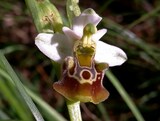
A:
[[35, 8, 127, 104]]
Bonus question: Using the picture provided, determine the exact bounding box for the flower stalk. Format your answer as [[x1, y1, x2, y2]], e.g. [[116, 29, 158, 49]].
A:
[[66, 100, 82, 121]]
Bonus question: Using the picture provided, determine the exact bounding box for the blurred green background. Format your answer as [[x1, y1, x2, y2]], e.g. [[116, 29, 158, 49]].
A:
[[0, 0, 160, 121]]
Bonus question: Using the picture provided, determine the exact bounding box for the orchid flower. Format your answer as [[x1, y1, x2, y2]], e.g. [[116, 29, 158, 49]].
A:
[[35, 8, 127, 104]]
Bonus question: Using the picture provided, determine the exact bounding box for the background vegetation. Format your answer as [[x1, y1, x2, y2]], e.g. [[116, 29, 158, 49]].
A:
[[0, 0, 160, 121]]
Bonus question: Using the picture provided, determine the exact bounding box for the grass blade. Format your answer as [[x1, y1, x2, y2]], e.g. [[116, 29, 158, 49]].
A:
[[0, 109, 10, 120], [0, 51, 44, 121], [97, 103, 110, 121], [127, 5, 160, 29], [0, 76, 32, 120], [106, 70, 145, 121], [25, 87, 67, 121]]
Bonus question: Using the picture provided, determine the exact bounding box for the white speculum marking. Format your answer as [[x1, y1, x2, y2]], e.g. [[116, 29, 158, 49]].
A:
[[67, 57, 97, 85], [79, 69, 92, 84]]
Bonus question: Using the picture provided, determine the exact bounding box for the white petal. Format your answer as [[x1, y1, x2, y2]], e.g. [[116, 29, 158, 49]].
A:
[[35, 33, 73, 63], [92, 29, 107, 41], [95, 41, 127, 67], [72, 8, 102, 37], [63, 27, 81, 40]]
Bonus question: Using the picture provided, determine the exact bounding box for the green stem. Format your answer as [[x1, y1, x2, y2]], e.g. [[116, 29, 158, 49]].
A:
[[66, 100, 82, 121], [106, 70, 145, 121]]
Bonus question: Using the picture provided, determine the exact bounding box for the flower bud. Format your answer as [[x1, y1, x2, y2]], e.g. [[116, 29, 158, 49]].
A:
[[26, 0, 63, 33]]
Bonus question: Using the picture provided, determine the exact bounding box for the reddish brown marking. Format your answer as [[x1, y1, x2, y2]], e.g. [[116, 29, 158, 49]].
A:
[[82, 70, 91, 79]]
